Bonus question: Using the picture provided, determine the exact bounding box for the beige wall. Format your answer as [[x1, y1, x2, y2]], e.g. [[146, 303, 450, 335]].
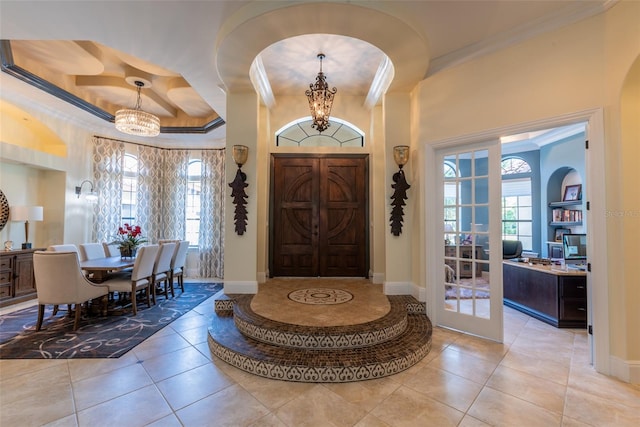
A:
[[414, 1, 640, 365], [0, 103, 94, 249], [620, 55, 640, 360]]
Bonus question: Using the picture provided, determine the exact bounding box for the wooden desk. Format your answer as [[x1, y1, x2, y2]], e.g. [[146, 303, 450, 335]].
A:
[[80, 256, 135, 282], [503, 260, 587, 328]]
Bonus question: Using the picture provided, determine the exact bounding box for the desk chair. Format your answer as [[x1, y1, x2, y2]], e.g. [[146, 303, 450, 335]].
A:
[[503, 240, 523, 259]]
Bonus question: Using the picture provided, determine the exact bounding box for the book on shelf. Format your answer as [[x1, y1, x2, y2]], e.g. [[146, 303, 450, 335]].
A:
[[552, 208, 582, 223]]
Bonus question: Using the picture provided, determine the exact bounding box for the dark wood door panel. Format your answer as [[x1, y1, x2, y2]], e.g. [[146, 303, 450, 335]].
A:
[[271, 154, 368, 278]]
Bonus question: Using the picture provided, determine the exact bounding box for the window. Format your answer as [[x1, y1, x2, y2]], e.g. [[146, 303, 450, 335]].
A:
[[275, 117, 364, 147], [185, 160, 202, 246], [121, 154, 138, 225], [443, 161, 458, 240], [501, 157, 532, 250]]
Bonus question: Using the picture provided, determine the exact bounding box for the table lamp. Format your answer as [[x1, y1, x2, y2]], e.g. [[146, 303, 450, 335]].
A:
[[10, 206, 43, 249]]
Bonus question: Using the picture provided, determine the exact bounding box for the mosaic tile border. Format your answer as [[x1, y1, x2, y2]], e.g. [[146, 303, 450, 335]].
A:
[[208, 312, 432, 383], [231, 294, 408, 349]]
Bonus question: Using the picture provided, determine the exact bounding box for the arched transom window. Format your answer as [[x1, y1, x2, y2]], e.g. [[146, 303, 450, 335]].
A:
[[275, 117, 364, 147]]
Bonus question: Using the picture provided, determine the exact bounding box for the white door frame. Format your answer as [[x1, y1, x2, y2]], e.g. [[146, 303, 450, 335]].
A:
[[424, 108, 609, 375]]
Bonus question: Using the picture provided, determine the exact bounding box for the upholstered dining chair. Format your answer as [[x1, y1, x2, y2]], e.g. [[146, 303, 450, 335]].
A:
[[103, 244, 159, 315], [79, 243, 106, 261], [47, 244, 80, 256], [152, 242, 176, 302], [169, 240, 189, 295], [102, 242, 120, 257], [46, 244, 83, 314], [33, 251, 109, 331]]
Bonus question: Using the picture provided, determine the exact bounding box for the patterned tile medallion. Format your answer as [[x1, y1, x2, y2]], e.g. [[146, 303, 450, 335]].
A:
[[288, 288, 354, 305]]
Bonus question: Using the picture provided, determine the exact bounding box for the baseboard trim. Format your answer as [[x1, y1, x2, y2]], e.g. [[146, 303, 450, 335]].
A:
[[411, 282, 427, 302], [610, 356, 640, 384], [224, 280, 258, 294], [257, 272, 267, 284], [371, 272, 384, 284]]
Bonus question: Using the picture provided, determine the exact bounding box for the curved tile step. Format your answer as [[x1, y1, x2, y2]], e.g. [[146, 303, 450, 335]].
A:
[[231, 294, 409, 349], [207, 311, 432, 383]]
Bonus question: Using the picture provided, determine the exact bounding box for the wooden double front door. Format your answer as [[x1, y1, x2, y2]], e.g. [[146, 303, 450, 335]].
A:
[[270, 154, 369, 277]]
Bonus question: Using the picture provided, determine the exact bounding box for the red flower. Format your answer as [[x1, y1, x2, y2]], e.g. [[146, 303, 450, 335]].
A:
[[112, 223, 148, 249]]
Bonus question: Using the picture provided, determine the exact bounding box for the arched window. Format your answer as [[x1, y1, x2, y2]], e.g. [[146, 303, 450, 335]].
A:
[[185, 160, 202, 246], [275, 117, 364, 147], [443, 161, 458, 234], [121, 154, 138, 225], [501, 157, 532, 174], [501, 157, 532, 250]]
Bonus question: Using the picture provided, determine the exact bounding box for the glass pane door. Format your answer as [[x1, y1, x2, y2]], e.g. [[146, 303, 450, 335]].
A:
[[437, 142, 503, 341]]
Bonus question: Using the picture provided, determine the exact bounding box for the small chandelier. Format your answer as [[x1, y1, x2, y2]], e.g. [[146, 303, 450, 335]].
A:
[[305, 53, 337, 133], [115, 80, 160, 137]]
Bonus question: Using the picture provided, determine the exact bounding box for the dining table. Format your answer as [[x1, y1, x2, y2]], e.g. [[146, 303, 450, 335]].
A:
[[80, 256, 135, 282]]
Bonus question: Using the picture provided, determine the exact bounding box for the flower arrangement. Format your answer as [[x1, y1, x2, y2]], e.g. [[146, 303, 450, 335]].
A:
[[111, 223, 148, 257]]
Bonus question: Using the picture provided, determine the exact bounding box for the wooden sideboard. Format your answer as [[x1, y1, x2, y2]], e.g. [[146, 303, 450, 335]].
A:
[[0, 248, 42, 307], [503, 260, 587, 328]]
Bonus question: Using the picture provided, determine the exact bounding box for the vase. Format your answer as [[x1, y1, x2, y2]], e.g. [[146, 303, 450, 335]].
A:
[[120, 247, 137, 259]]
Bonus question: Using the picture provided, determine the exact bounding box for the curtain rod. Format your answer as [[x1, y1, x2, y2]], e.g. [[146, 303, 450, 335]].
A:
[[92, 135, 225, 151]]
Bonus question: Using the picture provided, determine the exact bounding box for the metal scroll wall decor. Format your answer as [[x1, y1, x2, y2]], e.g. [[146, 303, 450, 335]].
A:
[[390, 145, 410, 236], [229, 145, 249, 235]]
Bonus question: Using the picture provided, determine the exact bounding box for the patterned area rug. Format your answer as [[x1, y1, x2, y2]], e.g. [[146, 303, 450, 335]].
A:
[[0, 282, 222, 359], [445, 278, 491, 299]]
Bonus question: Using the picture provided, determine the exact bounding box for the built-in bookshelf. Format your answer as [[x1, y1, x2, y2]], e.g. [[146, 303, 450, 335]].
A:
[[549, 200, 583, 226]]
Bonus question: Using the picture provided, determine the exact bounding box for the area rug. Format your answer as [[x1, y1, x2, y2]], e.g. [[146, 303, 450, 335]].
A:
[[445, 278, 490, 299], [0, 282, 222, 359]]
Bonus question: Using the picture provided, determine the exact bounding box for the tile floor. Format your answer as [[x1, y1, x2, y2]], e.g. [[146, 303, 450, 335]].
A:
[[1, 279, 639, 427]]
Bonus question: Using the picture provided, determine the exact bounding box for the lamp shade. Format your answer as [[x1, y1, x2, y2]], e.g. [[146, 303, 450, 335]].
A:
[[10, 206, 43, 222], [232, 145, 249, 167], [393, 145, 410, 168]]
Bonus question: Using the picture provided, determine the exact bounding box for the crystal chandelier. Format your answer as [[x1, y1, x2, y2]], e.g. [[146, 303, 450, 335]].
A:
[[305, 53, 337, 133], [115, 80, 160, 137]]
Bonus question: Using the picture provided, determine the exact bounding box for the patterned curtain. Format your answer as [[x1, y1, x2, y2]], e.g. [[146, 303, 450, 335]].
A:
[[199, 149, 225, 278], [162, 149, 189, 239], [92, 136, 124, 243], [136, 144, 164, 244]]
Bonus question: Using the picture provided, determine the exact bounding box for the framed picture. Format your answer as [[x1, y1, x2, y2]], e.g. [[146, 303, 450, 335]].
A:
[[555, 227, 571, 242], [563, 184, 582, 201]]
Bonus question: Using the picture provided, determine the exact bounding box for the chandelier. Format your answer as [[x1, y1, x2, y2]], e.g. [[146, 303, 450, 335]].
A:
[[305, 53, 337, 133], [115, 80, 160, 137]]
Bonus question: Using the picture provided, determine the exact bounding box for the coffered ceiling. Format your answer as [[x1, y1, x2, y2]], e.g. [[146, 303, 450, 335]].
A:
[[0, 1, 612, 149]]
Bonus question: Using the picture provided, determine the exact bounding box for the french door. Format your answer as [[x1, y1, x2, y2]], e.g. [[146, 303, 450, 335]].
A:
[[436, 142, 503, 341]]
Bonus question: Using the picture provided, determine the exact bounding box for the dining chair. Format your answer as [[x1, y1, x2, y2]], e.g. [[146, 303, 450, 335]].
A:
[[47, 244, 80, 256], [169, 240, 189, 295], [79, 243, 106, 261], [33, 251, 109, 331], [103, 244, 159, 315], [46, 244, 83, 314], [102, 242, 120, 257], [152, 242, 176, 302]]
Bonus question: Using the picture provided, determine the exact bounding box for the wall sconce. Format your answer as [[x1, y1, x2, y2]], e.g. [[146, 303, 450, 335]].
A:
[[10, 205, 44, 249], [75, 180, 98, 202], [390, 145, 411, 236], [229, 145, 249, 235]]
